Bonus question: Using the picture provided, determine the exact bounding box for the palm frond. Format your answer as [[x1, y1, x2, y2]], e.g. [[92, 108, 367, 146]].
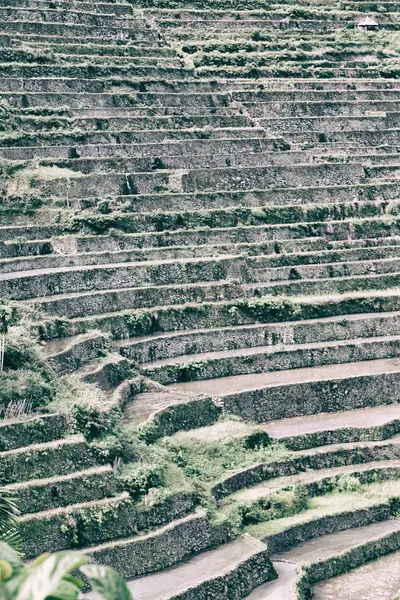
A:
[[0, 488, 21, 552]]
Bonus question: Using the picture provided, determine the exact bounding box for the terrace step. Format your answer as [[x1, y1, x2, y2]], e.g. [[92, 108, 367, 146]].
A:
[[41, 330, 109, 374], [3, 0, 134, 14], [0, 244, 244, 274], [246, 270, 400, 299], [286, 128, 400, 148], [0, 139, 392, 162], [7, 221, 400, 275], [0, 32, 159, 47], [11, 113, 247, 132], [0, 21, 154, 41], [144, 9, 355, 21], [179, 403, 400, 451], [247, 519, 400, 600], [244, 562, 297, 600], [7, 464, 118, 514], [247, 244, 400, 271], [0, 412, 70, 451], [119, 310, 400, 364], [4, 88, 398, 112], [0, 255, 240, 301], [0, 223, 60, 241], [214, 436, 400, 500], [31, 280, 239, 321], [88, 534, 277, 600], [0, 78, 394, 94], [0, 126, 267, 146], [0, 7, 138, 25], [11, 151, 378, 200], [4, 216, 398, 265], [122, 386, 218, 431], [312, 549, 400, 600], [23, 150, 400, 175], [195, 67, 399, 80], [279, 518, 400, 575], [249, 256, 400, 285], [244, 99, 400, 118], [262, 114, 400, 134], [2, 228, 398, 266], [0, 435, 98, 485], [0, 90, 234, 110], [35, 285, 400, 342], [20, 492, 130, 557], [0, 64, 189, 82], [81, 511, 235, 581], [171, 356, 400, 422], [260, 403, 400, 450], [74, 352, 132, 389], [142, 334, 400, 385], [233, 90, 400, 103], [4, 41, 177, 57], [251, 482, 400, 550]]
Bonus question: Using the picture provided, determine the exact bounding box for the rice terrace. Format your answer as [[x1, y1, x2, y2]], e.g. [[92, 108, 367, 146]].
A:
[[1, 0, 400, 597]]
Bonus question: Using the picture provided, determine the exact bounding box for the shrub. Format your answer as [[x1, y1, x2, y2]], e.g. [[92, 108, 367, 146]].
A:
[[240, 484, 309, 526], [243, 430, 272, 450], [0, 371, 54, 411], [0, 319, 56, 413], [119, 462, 167, 500], [334, 474, 363, 493], [3, 326, 47, 372], [90, 434, 124, 464], [73, 404, 122, 441]]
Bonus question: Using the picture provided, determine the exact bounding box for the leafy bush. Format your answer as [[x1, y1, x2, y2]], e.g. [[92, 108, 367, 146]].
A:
[[0, 318, 56, 414], [73, 404, 122, 441], [119, 462, 167, 500], [3, 327, 48, 373], [90, 434, 124, 464], [244, 485, 308, 525], [243, 430, 272, 450], [334, 474, 363, 493], [228, 484, 309, 528], [0, 371, 54, 411], [0, 542, 133, 600]]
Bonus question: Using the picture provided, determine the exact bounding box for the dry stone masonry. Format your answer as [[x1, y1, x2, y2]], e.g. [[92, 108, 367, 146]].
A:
[[1, 0, 400, 597]]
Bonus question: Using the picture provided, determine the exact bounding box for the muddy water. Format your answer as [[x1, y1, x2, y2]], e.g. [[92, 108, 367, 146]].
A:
[[264, 403, 400, 438], [279, 520, 400, 565], [171, 357, 400, 395], [313, 550, 400, 600]]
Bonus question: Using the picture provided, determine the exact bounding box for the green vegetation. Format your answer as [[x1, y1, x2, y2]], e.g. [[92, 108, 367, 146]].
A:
[[0, 542, 133, 600], [221, 475, 400, 540], [0, 491, 20, 551], [161, 434, 290, 486], [0, 305, 122, 438], [0, 310, 56, 414], [225, 484, 309, 530], [1, 0, 400, 595]]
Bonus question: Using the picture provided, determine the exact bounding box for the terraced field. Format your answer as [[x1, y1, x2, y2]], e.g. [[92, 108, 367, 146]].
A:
[[1, 0, 400, 597]]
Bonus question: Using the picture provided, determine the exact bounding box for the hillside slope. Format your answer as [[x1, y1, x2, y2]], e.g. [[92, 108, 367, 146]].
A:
[[1, 0, 400, 598]]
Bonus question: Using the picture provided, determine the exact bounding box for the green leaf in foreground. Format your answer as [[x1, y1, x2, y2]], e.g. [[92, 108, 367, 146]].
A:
[[81, 564, 133, 600], [15, 551, 90, 600]]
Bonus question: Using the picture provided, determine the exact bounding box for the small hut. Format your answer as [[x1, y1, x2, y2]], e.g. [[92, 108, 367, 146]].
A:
[[355, 16, 379, 31]]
